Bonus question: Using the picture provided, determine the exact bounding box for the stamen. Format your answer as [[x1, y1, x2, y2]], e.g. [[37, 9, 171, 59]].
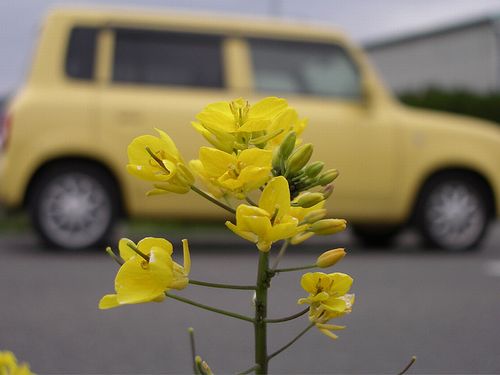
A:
[[126, 242, 150, 262], [145, 147, 170, 173]]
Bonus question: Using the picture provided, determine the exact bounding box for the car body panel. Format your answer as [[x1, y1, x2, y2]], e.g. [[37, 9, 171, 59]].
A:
[[0, 7, 499, 229]]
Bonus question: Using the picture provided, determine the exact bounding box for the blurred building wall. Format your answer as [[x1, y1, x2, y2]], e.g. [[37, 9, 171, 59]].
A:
[[364, 15, 500, 94]]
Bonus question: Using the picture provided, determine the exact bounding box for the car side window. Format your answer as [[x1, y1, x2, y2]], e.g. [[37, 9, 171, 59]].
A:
[[249, 38, 361, 99], [65, 27, 98, 80], [112, 28, 224, 88]]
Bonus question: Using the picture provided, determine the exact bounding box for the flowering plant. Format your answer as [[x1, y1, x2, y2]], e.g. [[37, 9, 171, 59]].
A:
[[0, 351, 34, 375], [100, 97, 355, 374]]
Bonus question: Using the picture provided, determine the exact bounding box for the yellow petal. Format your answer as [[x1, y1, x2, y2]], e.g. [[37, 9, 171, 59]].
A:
[[318, 328, 339, 340], [327, 273, 353, 296], [114, 251, 173, 305], [218, 174, 244, 191], [237, 205, 269, 219], [182, 239, 191, 274], [118, 238, 137, 261], [237, 118, 270, 132], [259, 176, 290, 217], [300, 272, 325, 294], [225, 221, 258, 243], [237, 167, 271, 192], [199, 147, 237, 177], [137, 237, 173, 256], [126, 164, 170, 182], [249, 97, 288, 118], [197, 108, 235, 133], [155, 128, 180, 158], [316, 323, 346, 331], [241, 215, 272, 238], [238, 148, 273, 169], [321, 298, 347, 314], [268, 107, 298, 135], [269, 220, 300, 242], [99, 294, 120, 310], [148, 183, 190, 194]]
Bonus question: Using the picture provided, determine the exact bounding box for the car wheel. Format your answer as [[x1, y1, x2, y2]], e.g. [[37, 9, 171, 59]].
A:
[[29, 163, 119, 250], [416, 174, 490, 251], [351, 224, 400, 248]]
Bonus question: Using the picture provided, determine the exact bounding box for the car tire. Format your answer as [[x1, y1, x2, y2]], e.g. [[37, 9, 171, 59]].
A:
[[351, 224, 400, 248], [416, 173, 490, 251], [29, 162, 119, 250]]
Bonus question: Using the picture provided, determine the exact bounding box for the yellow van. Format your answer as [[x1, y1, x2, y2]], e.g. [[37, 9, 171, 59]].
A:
[[1, 7, 499, 251]]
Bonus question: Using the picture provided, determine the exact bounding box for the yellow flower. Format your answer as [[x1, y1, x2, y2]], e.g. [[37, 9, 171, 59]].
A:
[[298, 272, 355, 340], [225, 176, 307, 251], [193, 97, 289, 151], [0, 351, 35, 375], [188, 159, 225, 199], [193, 147, 272, 199], [99, 237, 190, 309], [127, 128, 194, 194]]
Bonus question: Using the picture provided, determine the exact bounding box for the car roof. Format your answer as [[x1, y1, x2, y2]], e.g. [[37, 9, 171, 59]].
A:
[[47, 6, 349, 43]]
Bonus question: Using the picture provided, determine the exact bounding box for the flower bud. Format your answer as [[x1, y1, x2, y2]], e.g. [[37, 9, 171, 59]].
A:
[[286, 143, 313, 176], [272, 149, 282, 171], [305, 161, 324, 178], [295, 192, 324, 208], [279, 131, 297, 161], [317, 169, 339, 186], [316, 248, 346, 268], [196, 356, 213, 375], [290, 231, 314, 244], [309, 218, 347, 235], [303, 208, 327, 223]]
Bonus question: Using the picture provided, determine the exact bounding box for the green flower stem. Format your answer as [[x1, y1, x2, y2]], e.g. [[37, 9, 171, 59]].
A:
[[398, 356, 417, 375], [254, 251, 269, 374], [265, 307, 309, 324], [165, 292, 254, 323], [188, 328, 200, 375], [189, 279, 256, 290], [237, 364, 260, 375], [267, 322, 315, 361], [273, 264, 316, 273], [191, 185, 236, 214], [269, 240, 289, 271]]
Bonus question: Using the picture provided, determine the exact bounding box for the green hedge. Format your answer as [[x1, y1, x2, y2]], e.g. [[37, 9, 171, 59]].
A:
[[399, 88, 500, 125]]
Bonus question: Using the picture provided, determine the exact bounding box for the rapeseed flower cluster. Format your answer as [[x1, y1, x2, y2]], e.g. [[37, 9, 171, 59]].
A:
[[100, 97, 355, 373]]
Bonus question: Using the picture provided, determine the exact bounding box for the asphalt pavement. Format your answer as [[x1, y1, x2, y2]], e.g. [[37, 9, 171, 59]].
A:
[[1, 223, 500, 374]]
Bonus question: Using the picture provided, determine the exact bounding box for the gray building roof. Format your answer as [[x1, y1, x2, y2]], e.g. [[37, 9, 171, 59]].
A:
[[364, 13, 500, 93]]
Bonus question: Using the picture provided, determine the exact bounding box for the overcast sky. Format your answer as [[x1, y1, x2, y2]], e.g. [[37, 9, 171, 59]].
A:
[[1, 0, 500, 96]]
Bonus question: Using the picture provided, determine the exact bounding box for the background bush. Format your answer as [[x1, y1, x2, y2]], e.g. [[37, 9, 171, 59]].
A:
[[399, 88, 500, 125]]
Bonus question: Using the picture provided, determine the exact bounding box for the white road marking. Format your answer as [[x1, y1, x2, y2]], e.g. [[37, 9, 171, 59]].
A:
[[484, 260, 500, 277]]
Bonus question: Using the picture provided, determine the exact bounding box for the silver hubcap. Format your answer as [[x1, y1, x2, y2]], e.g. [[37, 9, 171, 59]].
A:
[[425, 182, 485, 249], [39, 173, 111, 248]]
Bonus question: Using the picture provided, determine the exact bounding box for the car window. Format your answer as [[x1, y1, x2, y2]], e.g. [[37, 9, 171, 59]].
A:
[[249, 38, 361, 99], [65, 27, 98, 80], [112, 28, 224, 88]]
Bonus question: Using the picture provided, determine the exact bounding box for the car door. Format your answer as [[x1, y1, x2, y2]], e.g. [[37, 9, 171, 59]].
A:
[[244, 37, 398, 221], [96, 26, 237, 219]]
